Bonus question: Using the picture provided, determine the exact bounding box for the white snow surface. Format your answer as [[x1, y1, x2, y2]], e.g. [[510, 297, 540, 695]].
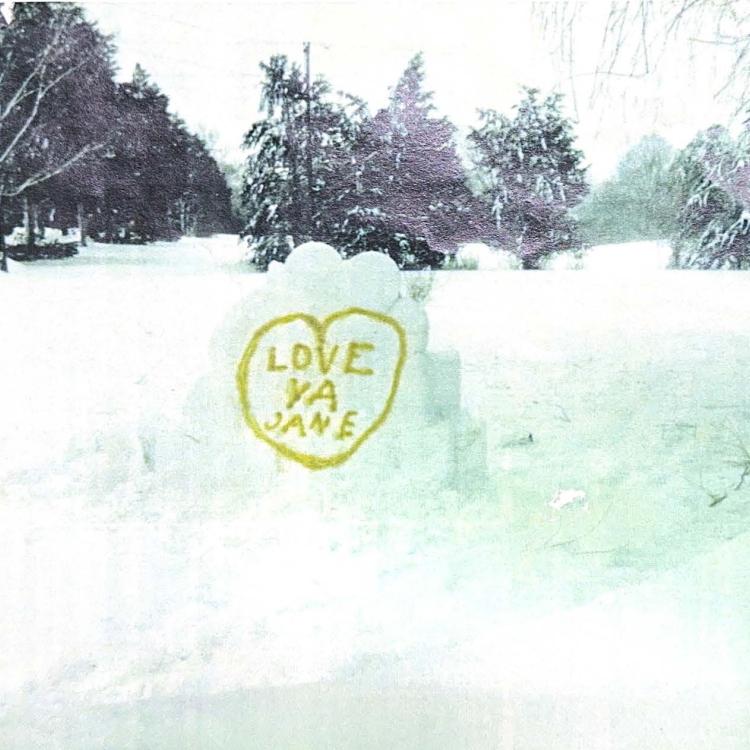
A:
[[544, 239, 674, 271], [1, 236, 750, 748], [455, 242, 520, 270]]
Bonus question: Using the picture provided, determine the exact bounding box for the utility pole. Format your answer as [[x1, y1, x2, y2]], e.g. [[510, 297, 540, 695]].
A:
[[303, 41, 313, 239]]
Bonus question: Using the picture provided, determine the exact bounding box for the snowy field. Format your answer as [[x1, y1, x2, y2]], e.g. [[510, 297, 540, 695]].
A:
[[1, 236, 750, 748]]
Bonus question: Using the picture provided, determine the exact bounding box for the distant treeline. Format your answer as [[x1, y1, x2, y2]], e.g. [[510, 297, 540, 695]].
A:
[[0, 3, 235, 270]]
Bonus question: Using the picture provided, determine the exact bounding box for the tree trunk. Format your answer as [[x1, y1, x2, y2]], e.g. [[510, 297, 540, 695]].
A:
[[105, 202, 113, 243], [77, 202, 87, 247], [34, 203, 44, 242], [178, 199, 186, 235], [0, 195, 7, 273], [23, 194, 35, 254]]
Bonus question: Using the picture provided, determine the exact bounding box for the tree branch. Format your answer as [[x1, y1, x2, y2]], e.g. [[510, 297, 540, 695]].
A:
[[0, 15, 70, 124], [5, 142, 105, 197]]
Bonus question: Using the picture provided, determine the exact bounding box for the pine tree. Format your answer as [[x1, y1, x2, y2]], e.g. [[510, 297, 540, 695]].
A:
[[671, 125, 750, 269], [91, 65, 233, 243], [241, 56, 310, 268], [340, 53, 477, 268], [177, 131, 236, 236], [31, 8, 118, 248], [469, 87, 588, 269], [240, 55, 363, 269], [88, 64, 175, 242]]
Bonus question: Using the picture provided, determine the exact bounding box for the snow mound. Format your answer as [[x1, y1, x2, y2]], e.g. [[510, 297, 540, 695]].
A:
[[153, 242, 487, 508], [4, 225, 77, 246], [454, 241, 673, 272], [454, 243, 519, 270], [64, 234, 251, 272]]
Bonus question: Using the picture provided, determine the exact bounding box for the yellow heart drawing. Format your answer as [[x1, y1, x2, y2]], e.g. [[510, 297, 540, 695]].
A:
[[236, 307, 407, 470]]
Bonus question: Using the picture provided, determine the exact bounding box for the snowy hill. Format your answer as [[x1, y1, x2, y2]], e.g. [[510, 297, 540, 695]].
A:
[[1, 236, 749, 748]]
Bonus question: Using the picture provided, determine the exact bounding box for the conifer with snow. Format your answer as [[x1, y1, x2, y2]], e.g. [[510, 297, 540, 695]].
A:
[[469, 88, 587, 269], [338, 54, 480, 268], [671, 125, 750, 269], [240, 55, 364, 269], [241, 52, 479, 270]]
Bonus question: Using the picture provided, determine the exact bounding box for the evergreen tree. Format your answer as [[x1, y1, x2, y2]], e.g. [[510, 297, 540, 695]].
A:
[[30, 7, 118, 248], [338, 53, 479, 268], [98, 65, 183, 242], [670, 125, 750, 269], [176, 130, 236, 236], [240, 55, 364, 269], [469, 88, 588, 269], [89, 65, 234, 243], [241, 52, 480, 271], [241, 55, 309, 268]]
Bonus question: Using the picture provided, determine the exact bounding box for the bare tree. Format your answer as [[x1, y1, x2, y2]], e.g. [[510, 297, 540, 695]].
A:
[[0, 4, 106, 271], [532, 1, 750, 112]]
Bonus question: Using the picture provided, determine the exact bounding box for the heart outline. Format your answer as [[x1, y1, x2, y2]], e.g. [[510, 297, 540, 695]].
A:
[[236, 306, 407, 470]]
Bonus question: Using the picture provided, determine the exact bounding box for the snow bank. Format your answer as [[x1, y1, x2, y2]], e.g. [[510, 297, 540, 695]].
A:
[[454, 242, 520, 271], [0, 257, 26, 275], [545, 240, 673, 271], [4, 225, 78, 246], [454, 240, 673, 272], [584, 239, 673, 271], [32, 234, 249, 273]]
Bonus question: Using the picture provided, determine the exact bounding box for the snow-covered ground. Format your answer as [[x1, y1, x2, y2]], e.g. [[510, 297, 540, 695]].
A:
[[544, 239, 674, 271], [1, 237, 749, 748]]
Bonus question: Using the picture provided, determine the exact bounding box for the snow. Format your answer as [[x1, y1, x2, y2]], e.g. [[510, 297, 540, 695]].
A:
[[452, 239, 673, 272], [454, 242, 520, 270], [1, 236, 750, 748], [582, 239, 674, 271], [172, 241, 482, 495], [545, 239, 674, 270], [4, 226, 79, 247]]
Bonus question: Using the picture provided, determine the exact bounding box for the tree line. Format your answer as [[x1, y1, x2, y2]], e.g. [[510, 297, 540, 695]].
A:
[[0, 2, 235, 272], [241, 46, 750, 272], [240, 52, 588, 270], [4, 3, 744, 273]]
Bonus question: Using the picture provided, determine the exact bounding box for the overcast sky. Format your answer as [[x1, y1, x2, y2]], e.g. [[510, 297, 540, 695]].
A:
[[82, 1, 739, 182]]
